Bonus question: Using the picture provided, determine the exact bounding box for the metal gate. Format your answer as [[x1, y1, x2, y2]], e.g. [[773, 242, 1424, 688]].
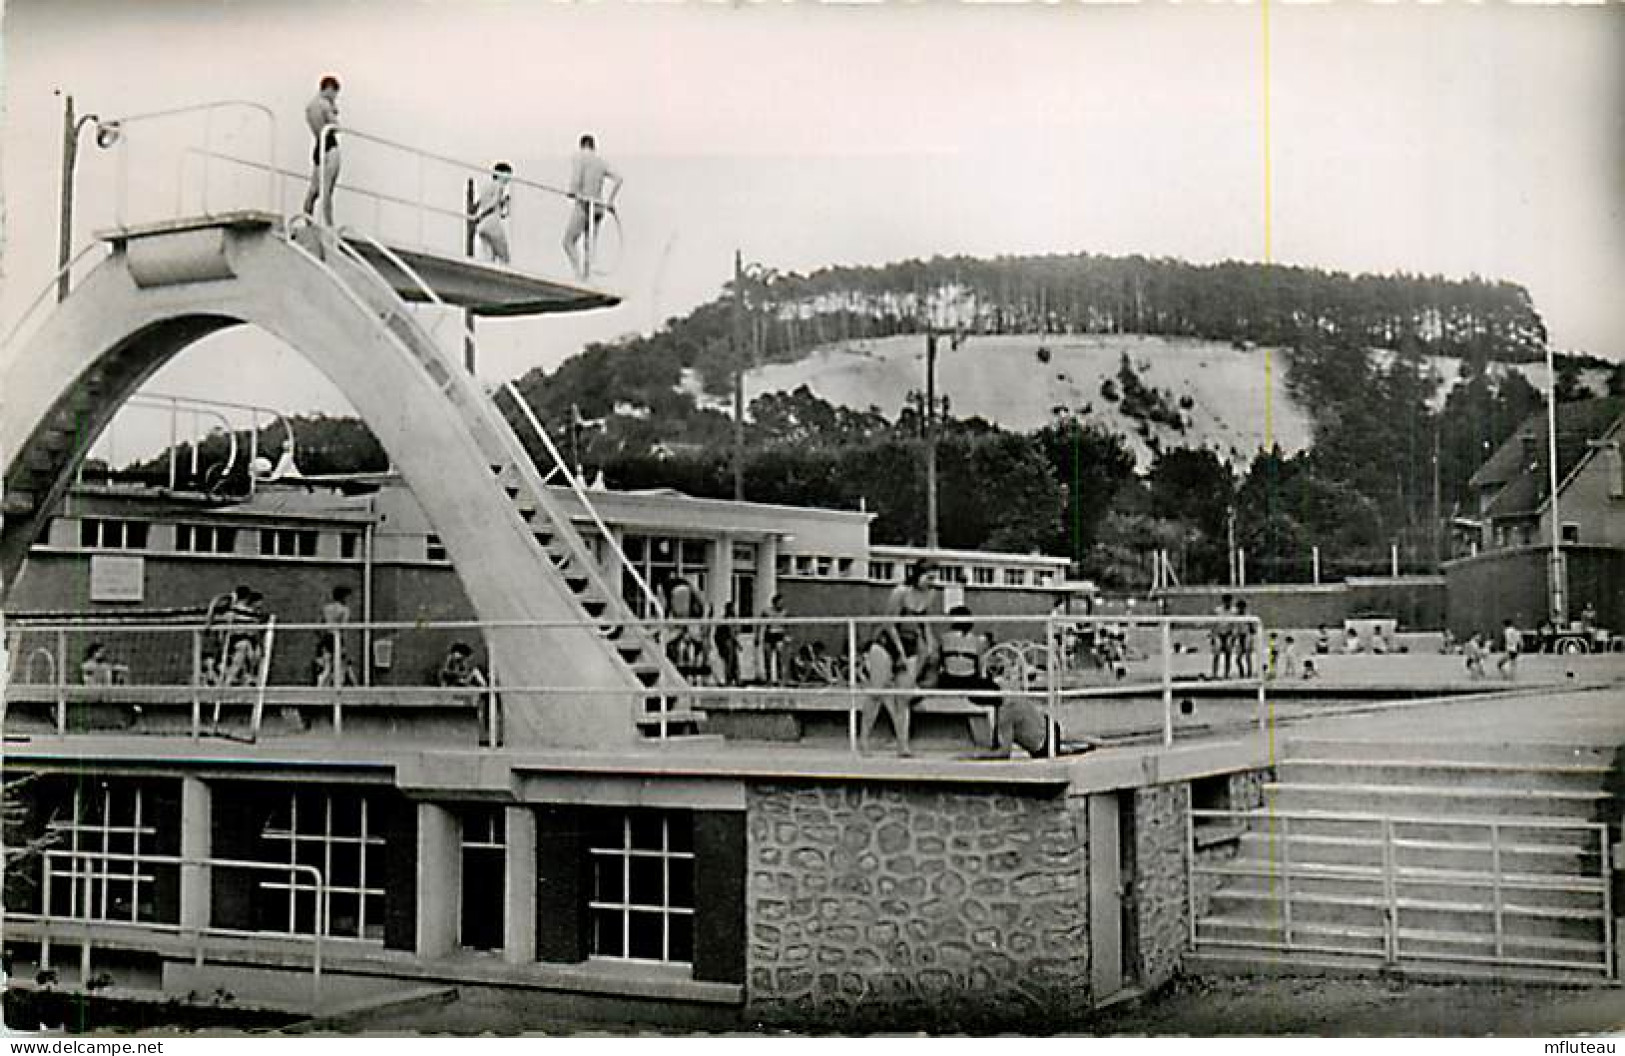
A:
[[1189, 807, 1616, 981]]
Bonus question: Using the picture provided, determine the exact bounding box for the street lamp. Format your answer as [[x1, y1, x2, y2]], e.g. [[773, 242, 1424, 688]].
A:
[[56, 92, 122, 302]]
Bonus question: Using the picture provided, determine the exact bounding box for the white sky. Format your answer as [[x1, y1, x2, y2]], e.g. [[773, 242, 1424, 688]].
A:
[[2, 0, 1621, 459]]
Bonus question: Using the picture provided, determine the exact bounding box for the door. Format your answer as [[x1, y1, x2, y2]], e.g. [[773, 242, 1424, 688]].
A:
[[1088, 793, 1124, 1000]]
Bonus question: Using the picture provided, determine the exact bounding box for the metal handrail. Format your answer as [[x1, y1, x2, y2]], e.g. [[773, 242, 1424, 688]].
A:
[[277, 224, 684, 732], [322, 226, 660, 641], [0, 243, 104, 352], [501, 381, 663, 619], [1190, 804, 1613, 976], [102, 100, 280, 228], [38, 849, 325, 1005], [314, 122, 618, 276]]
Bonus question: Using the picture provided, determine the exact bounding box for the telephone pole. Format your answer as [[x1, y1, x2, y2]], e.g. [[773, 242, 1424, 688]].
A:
[[463, 178, 477, 373], [925, 329, 939, 550], [732, 250, 746, 502]]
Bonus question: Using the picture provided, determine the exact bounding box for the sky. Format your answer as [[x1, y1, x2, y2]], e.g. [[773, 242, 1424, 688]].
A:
[[2, 0, 1621, 461]]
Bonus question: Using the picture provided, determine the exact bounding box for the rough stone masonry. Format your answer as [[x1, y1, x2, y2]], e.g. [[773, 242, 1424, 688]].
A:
[[744, 781, 1093, 1031]]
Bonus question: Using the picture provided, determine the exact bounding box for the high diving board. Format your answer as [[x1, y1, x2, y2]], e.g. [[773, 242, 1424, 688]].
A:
[[99, 212, 620, 318]]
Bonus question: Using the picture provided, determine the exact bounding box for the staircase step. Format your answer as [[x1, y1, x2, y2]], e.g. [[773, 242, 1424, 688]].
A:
[[1285, 739, 1616, 768], [1263, 783, 1606, 820], [1184, 946, 1609, 986], [1279, 759, 1610, 794], [1233, 809, 1600, 847], [1235, 831, 1595, 875]]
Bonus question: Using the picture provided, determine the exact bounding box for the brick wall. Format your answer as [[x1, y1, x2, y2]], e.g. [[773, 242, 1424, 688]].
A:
[[744, 782, 1091, 1031]]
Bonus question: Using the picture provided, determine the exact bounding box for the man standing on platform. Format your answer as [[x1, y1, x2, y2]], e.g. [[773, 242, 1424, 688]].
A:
[[473, 162, 514, 265], [303, 75, 342, 225], [562, 134, 621, 279]]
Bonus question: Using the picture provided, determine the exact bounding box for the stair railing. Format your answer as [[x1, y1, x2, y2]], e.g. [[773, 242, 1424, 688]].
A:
[[281, 224, 688, 726], [499, 382, 663, 620]]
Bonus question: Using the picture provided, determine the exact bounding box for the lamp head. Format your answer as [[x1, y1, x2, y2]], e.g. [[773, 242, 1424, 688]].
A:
[[93, 120, 121, 149]]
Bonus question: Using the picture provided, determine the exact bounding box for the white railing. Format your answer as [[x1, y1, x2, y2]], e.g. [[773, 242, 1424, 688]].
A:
[[5, 613, 1269, 755], [1190, 807, 1615, 979], [91, 100, 282, 230], [312, 122, 620, 279], [25, 851, 326, 1006], [499, 381, 663, 619]]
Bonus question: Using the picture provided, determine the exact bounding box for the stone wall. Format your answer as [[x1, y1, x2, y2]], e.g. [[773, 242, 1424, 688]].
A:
[[1131, 783, 1188, 990], [744, 782, 1091, 1032]]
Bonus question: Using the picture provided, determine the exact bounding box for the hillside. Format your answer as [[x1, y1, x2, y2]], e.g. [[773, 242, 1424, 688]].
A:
[[689, 335, 1607, 468], [690, 334, 1309, 466]]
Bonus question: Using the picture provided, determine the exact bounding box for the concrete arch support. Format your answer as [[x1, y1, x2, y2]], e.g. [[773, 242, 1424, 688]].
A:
[[2, 220, 638, 746]]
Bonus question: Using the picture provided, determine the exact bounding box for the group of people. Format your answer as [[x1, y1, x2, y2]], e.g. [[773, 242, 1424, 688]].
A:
[[202, 584, 272, 687], [857, 560, 1091, 759], [662, 576, 791, 688], [303, 76, 621, 279], [1461, 620, 1524, 681], [1208, 595, 1256, 679]]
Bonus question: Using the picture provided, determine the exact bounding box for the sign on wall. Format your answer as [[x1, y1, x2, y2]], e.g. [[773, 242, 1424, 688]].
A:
[[90, 554, 145, 602]]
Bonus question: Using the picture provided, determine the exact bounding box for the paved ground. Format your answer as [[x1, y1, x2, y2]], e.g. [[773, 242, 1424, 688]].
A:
[[1092, 975, 1625, 1037]]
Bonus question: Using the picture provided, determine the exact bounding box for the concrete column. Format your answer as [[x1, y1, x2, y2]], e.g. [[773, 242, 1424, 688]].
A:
[[602, 525, 625, 589], [180, 776, 211, 933], [415, 803, 460, 959], [755, 535, 780, 616], [712, 534, 735, 612], [503, 806, 537, 964]]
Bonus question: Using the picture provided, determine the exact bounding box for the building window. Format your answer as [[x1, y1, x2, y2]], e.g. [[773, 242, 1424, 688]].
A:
[[460, 807, 505, 952], [814, 555, 834, 578], [793, 555, 814, 577], [79, 518, 149, 551], [621, 534, 711, 619], [1034, 571, 1054, 586], [1561, 523, 1580, 545], [869, 561, 896, 583], [588, 811, 695, 965], [340, 532, 361, 560], [972, 567, 995, 586], [259, 790, 386, 940], [45, 781, 175, 925], [425, 534, 449, 563], [776, 554, 792, 578], [175, 523, 238, 555], [836, 557, 854, 577], [1004, 568, 1027, 587], [259, 528, 318, 558]]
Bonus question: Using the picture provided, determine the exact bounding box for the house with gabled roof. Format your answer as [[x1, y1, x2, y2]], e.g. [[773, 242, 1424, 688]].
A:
[[1445, 396, 1625, 639]]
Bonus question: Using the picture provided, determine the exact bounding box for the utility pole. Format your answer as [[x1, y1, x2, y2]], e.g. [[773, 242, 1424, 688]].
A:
[[463, 178, 477, 373], [58, 94, 78, 302], [732, 250, 746, 502], [1545, 343, 1567, 625], [925, 328, 939, 550]]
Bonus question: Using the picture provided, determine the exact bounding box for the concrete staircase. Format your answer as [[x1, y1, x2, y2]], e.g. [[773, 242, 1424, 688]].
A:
[[1189, 738, 1616, 984]]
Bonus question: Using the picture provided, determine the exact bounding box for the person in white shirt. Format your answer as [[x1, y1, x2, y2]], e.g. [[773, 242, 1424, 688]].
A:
[[302, 75, 342, 225], [473, 162, 513, 264], [562, 134, 622, 279], [1497, 619, 1522, 681]]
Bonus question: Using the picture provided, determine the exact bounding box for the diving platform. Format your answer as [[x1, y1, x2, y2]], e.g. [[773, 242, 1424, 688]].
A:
[[99, 211, 620, 318]]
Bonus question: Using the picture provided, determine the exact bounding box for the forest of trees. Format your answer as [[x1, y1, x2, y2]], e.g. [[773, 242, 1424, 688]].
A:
[[118, 251, 1619, 590]]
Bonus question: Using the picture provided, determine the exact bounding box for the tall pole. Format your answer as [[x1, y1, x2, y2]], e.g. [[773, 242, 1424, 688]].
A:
[[1545, 343, 1567, 624], [925, 329, 939, 550], [463, 178, 477, 373], [732, 250, 745, 502], [1431, 420, 1442, 566], [57, 94, 79, 303]]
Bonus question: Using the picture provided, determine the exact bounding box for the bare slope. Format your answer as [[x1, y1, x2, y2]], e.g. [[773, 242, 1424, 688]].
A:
[[739, 334, 1314, 466]]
